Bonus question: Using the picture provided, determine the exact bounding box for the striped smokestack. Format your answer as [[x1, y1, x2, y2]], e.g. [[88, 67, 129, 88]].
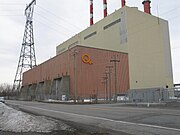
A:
[[103, 0, 107, 17], [122, 0, 126, 7], [90, 0, 93, 26]]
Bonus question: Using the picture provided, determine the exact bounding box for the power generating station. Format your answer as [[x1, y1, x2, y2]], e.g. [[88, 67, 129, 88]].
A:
[[20, 0, 174, 102]]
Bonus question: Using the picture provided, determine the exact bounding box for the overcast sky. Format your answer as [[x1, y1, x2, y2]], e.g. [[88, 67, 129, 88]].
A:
[[0, 0, 180, 85]]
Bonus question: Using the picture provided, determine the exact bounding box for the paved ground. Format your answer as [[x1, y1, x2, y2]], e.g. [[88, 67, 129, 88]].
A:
[[5, 100, 180, 135], [0, 130, 127, 135], [0, 102, 130, 135]]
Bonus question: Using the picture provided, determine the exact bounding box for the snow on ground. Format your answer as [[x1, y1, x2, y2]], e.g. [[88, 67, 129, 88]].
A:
[[0, 102, 71, 133]]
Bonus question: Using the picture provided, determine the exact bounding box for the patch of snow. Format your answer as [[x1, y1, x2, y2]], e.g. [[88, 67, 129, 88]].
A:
[[169, 97, 178, 99], [45, 99, 96, 103], [0, 102, 71, 133]]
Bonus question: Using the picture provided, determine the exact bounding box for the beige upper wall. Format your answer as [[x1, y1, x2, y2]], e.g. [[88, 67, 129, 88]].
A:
[[56, 6, 173, 90], [56, 6, 128, 55], [126, 7, 173, 89]]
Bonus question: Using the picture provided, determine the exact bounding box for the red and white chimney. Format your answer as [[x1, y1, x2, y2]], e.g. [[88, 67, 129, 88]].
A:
[[90, 0, 93, 26], [121, 0, 126, 7], [142, 0, 151, 14], [103, 0, 107, 17]]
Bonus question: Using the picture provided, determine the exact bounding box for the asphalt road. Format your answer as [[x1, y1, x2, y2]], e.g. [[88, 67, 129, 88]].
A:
[[6, 100, 180, 135]]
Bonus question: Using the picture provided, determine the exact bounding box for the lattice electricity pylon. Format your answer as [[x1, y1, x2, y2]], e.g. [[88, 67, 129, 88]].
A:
[[13, 0, 36, 91]]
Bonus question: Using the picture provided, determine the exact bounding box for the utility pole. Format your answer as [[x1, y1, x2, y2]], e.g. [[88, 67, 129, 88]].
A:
[[71, 49, 78, 103], [96, 87, 98, 103], [110, 55, 120, 102], [102, 74, 108, 102], [106, 66, 113, 101], [13, 0, 36, 92], [101, 81, 106, 101], [104, 72, 108, 101]]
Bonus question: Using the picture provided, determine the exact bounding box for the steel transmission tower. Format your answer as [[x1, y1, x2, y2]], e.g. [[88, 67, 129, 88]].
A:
[[13, 0, 36, 91]]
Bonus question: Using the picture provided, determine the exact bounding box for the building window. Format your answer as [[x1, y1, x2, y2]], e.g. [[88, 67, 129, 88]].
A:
[[68, 41, 79, 49], [104, 18, 121, 30], [58, 48, 65, 54], [84, 31, 97, 40]]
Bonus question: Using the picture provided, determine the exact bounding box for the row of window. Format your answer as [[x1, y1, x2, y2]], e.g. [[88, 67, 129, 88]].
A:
[[84, 31, 97, 40], [67, 18, 121, 47], [84, 18, 121, 40], [69, 41, 79, 49], [104, 18, 121, 30]]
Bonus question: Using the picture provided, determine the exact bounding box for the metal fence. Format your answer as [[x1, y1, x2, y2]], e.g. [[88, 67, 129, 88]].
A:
[[128, 87, 180, 103]]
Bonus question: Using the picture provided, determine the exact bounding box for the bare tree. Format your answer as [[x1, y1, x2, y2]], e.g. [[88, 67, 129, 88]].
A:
[[0, 83, 13, 97]]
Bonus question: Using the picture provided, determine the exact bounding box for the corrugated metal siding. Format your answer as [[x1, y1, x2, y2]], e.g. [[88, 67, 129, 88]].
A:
[[22, 46, 129, 98]]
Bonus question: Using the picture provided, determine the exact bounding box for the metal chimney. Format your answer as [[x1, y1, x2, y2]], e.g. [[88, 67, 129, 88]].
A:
[[90, 0, 93, 26], [142, 0, 151, 14], [121, 0, 126, 7], [103, 0, 107, 17]]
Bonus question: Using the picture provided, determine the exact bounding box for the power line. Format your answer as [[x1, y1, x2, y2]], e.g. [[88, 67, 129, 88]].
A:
[[0, 15, 23, 16], [36, 5, 81, 30], [34, 12, 77, 34], [34, 18, 70, 38], [0, 3, 25, 5], [160, 6, 180, 17], [0, 9, 23, 11]]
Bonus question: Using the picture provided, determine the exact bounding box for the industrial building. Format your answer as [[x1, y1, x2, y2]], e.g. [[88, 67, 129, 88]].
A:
[[22, 46, 129, 100], [20, 0, 174, 101]]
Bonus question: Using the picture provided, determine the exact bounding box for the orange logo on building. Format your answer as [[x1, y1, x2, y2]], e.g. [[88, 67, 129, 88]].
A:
[[82, 54, 93, 65]]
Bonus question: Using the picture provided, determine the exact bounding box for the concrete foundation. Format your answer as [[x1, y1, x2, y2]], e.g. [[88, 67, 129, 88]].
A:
[[20, 76, 70, 101]]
